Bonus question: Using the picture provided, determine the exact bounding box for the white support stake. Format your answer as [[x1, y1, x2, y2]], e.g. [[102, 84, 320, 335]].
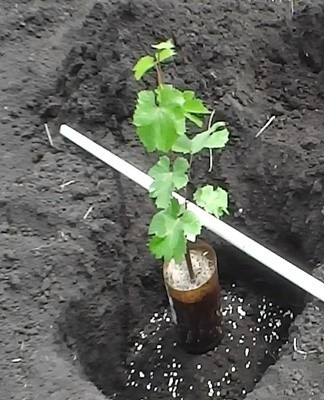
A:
[[60, 124, 324, 303]]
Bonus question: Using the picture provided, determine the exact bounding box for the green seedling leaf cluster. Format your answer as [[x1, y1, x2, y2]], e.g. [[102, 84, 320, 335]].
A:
[[194, 185, 229, 218], [149, 199, 201, 263], [132, 40, 230, 263], [133, 39, 176, 80], [133, 85, 212, 152], [148, 156, 189, 209], [172, 122, 229, 154]]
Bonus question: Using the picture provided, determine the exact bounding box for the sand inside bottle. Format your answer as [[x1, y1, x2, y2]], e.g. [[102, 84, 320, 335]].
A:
[[164, 250, 214, 291], [164, 247, 223, 354]]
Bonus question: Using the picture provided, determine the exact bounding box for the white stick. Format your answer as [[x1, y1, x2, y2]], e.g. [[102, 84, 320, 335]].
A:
[[44, 123, 54, 147], [59, 124, 324, 303], [208, 110, 215, 172], [293, 337, 307, 355], [83, 205, 94, 220], [255, 115, 276, 138], [60, 180, 76, 189]]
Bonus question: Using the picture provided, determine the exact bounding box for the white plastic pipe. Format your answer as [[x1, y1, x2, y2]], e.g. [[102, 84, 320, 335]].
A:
[[60, 124, 324, 303]]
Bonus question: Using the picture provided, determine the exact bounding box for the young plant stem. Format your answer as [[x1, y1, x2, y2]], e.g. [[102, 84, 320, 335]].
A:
[[184, 173, 195, 282], [156, 56, 193, 282], [156, 62, 163, 86], [185, 245, 195, 282]]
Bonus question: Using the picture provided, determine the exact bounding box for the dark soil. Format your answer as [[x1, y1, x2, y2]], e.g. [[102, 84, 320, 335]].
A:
[[1, 1, 324, 400]]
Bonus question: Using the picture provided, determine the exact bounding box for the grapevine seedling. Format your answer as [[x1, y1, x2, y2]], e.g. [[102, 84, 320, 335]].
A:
[[132, 39, 229, 279]]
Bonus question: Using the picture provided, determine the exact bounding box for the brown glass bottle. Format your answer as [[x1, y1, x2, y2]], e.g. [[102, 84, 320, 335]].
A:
[[164, 240, 223, 354]]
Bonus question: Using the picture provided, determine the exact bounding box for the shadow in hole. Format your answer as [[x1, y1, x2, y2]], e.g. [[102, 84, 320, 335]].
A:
[[214, 238, 307, 313], [58, 294, 132, 394]]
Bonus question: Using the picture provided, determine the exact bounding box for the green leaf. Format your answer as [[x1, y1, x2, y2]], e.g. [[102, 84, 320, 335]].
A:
[[182, 91, 210, 128], [149, 230, 186, 263], [148, 156, 189, 208], [172, 157, 190, 187], [185, 112, 203, 127], [158, 48, 176, 63], [148, 199, 202, 262], [172, 134, 192, 154], [133, 55, 156, 80], [194, 185, 228, 218], [191, 122, 230, 154], [205, 124, 229, 149], [156, 85, 185, 108], [148, 199, 186, 262], [190, 126, 215, 154], [149, 198, 184, 235], [152, 39, 175, 50], [172, 122, 229, 154], [183, 91, 210, 115], [149, 209, 175, 237], [156, 85, 187, 136], [181, 210, 202, 236], [133, 90, 156, 126], [133, 90, 185, 152]]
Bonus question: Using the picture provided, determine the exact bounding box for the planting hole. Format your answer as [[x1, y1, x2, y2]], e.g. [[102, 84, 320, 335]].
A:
[[51, 1, 322, 399], [59, 245, 304, 400]]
